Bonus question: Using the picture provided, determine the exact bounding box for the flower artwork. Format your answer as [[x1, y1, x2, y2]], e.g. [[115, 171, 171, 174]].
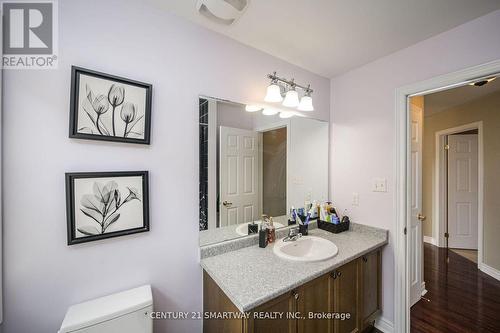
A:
[[78, 181, 140, 236], [66, 172, 149, 245], [70, 67, 152, 144]]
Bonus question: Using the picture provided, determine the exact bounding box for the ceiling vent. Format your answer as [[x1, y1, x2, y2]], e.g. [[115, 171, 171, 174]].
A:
[[196, 0, 249, 25]]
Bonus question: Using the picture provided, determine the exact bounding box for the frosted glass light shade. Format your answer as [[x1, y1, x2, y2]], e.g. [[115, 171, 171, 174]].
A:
[[262, 108, 279, 116], [245, 104, 262, 112], [264, 84, 283, 102], [279, 111, 294, 119], [282, 89, 299, 107], [298, 95, 314, 111]]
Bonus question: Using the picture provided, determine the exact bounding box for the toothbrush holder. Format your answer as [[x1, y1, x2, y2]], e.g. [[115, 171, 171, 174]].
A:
[[299, 224, 309, 236]]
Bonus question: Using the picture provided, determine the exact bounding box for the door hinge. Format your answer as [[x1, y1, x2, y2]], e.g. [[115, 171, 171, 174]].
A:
[[404, 227, 407, 235], [444, 232, 449, 238], [444, 144, 450, 150]]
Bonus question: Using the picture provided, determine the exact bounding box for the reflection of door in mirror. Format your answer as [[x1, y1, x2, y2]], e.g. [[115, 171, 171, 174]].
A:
[[262, 128, 287, 217], [219, 126, 260, 227]]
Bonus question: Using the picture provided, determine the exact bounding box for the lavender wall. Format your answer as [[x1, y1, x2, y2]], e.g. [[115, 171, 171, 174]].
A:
[[2, 1, 330, 332], [330, 10, 500, 324]]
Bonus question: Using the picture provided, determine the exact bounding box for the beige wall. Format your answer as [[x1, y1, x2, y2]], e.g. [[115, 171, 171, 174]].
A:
[[422, 91, 500, 270]]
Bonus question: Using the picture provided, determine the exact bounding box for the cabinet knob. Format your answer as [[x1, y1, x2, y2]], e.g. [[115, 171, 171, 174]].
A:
[[337, 271, 342, 277], [362, 256, 368, 263], [330, 271, 337, 279], [291, 290, 299, 300]]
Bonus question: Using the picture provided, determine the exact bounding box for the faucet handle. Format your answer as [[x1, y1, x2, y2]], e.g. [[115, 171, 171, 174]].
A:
[[288, 226, 299, 237]]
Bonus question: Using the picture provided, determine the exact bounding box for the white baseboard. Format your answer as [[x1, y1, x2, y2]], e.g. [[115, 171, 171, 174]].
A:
[[479, 262, 500, 281], [421, 281, 428, 296], [423, 236, 437, 246], [375, 316, 394, 333]]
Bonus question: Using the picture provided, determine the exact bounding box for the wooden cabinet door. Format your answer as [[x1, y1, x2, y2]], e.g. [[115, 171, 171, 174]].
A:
[[203, 271, 243, 333], [360, 250, 381, 329], [298, 274, 333, 333], [248, 290, 297, 333], [333, 260, 360, 333]]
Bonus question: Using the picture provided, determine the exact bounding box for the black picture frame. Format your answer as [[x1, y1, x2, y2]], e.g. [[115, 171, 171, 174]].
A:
[[69, 66, 152, 145], [65, 171, 150, 245]]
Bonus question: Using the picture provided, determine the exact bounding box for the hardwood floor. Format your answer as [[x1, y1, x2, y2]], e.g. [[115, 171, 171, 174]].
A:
[[450, 248, 478, 264], [411, 243, 500, 333]]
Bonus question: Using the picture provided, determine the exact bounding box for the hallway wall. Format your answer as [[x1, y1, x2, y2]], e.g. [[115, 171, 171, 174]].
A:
[[422, 91, 500, 271]]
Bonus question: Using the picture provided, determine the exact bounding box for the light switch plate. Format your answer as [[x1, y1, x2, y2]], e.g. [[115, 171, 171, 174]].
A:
[[372, 178, 387, 192], [352, 193, 359, 206]]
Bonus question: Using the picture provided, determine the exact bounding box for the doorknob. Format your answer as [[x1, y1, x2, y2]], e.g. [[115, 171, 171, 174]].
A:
[[417, 213, 426, 221], [222, 200, 233, 207]]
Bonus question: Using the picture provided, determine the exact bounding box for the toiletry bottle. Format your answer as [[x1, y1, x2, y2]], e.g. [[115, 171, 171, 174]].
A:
[[267, 217, 276, 243], [259, 222, 267, 248]]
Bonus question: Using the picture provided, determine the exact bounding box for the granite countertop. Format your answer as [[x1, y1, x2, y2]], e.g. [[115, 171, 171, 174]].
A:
[[200, 223, 388, 312]]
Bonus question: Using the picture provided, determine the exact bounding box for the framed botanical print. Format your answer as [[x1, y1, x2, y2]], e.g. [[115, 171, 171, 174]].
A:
[[69, 66, 152, 144], [66, 171, 149, 245]]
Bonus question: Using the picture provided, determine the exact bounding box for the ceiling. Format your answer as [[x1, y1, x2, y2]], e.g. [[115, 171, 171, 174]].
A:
[[425, 77, 500, 116], [147, 0, 500, 78]]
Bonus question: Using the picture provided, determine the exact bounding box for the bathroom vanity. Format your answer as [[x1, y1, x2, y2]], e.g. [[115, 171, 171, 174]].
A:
[[197, 95, 387, 332], [200, 224, 387, 333]]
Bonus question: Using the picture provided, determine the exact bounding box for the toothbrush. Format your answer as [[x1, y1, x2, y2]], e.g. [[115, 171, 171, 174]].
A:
[[295, 209, 304, 225], [305, 205, 316, 225]]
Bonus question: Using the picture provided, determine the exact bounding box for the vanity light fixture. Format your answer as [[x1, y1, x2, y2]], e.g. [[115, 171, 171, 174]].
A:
[[298, 86, 314, 111], [245, 104, 262, 112], [264, 81, 284, 102], [262, 108, 279, 116], [265, 72, 314, 111], [282, 82, 300, 108]]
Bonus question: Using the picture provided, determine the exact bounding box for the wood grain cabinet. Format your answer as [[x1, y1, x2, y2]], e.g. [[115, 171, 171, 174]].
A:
[[360, 250, 382, 330], [332, 259, 360, 333], [203, 249, 382, 333]]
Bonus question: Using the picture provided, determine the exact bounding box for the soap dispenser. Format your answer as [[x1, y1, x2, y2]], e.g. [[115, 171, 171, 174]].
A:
[[259, 222, 267, 248]]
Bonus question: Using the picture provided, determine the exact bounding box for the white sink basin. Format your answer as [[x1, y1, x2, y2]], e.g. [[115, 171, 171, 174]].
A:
[[273, 236, 339, 262], [235, 221, 285, 236]]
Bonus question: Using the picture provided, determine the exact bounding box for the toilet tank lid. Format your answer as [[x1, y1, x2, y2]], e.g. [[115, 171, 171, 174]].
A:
[[59, 285, 152, 333]]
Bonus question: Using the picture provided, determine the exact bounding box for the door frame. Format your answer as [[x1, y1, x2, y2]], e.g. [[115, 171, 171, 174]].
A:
[[394, 59, 500, 333], [434, 122, 483, 262]]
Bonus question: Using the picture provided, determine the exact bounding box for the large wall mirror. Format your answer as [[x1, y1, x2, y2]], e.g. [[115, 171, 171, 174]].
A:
[[199, 96, 329, 246]]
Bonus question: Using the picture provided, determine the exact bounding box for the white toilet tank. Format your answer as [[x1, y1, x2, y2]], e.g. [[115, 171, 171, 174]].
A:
[[59, 285, 153, 333]]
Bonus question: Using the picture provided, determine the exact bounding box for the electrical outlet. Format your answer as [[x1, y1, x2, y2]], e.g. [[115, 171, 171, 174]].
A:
[[372, 178, 387, 192], [352, 193, 359, 206]]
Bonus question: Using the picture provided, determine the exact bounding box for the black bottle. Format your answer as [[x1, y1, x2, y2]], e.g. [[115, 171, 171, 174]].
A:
[[259, 224, 267, 248]]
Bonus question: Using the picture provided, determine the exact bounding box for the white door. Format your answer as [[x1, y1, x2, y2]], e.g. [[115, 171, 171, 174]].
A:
[[219, 126, 260, 227], [447, 134, 478, 249], [409, 104, 423, 307]]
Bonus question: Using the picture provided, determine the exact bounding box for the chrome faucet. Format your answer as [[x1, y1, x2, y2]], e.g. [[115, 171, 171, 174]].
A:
[[283, 227, 302, 242]]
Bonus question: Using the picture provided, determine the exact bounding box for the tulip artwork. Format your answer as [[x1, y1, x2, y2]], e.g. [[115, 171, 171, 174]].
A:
[[66, 171, 150, 245], [70, 66, 152, 144]]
